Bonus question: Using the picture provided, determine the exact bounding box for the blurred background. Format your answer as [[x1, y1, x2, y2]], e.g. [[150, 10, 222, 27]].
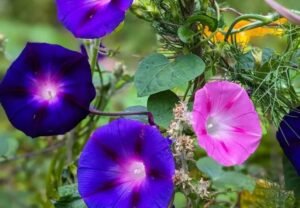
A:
[[0, 0, 299, 207]]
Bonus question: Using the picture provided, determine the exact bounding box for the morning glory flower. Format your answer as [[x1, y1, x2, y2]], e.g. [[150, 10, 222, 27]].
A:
[[276, 107, 300, 174], [0, 43, 95, 138], [192, 81, 262, 166], [78, 118, 175, 208], [56, 0, 134, 38], [265, 0, 300, 25]]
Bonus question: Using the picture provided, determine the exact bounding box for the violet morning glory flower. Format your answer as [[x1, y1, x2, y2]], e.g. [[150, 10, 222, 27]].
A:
[[78, 118, 175, 208], [56, 0, 134, 38], [0, 43, 95, 138], [277, 107, 300, 175], [192, 81, 262, 166]]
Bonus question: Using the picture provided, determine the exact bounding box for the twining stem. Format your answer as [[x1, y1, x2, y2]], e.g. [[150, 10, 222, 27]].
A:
[[89, 108, 156, 126], [224, 13, 280, 41]]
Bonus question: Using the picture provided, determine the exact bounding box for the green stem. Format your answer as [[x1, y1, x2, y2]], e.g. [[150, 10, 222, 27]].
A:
[[183, 81, 193, 101], [213, 0, 221, 22], [224, 13, 280, 41], [96, 62, 104, 87], [90, 39, 101, 73], [89, 108, 156, 126]]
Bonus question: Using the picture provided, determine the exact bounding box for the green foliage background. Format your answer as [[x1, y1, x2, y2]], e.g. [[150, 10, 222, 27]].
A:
[[0, 0, 299, 207]]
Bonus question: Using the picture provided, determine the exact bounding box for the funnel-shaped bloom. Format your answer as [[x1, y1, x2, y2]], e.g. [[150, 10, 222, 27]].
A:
[[56, 0, 134, 38], [78, 119, 175, 208], [276, 107, 300, 175], [0, 43, 95, 138], [192, 81, 262, 166], [265, 0, 300, 25]]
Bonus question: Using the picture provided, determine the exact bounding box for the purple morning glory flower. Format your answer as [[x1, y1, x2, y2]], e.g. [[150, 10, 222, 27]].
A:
[[78, 118, 175, 208], [0, 43, 95, 138], [277, 107, 300, 174], [56, 0, 134, 38]]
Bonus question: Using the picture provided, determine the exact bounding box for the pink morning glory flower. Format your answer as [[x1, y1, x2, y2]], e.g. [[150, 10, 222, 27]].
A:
[[192, 81, 262, 166], [56, 0, 134, 38]]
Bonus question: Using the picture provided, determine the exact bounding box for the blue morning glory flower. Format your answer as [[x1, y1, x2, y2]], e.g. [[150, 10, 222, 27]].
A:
[[56, 0, 134, 38], [78, 118, 175, 208], [0, 43, 95, 138], [277, 107, 300, 174]]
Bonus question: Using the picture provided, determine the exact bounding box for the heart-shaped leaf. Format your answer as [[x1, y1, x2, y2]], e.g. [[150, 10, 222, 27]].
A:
[[134, 53, 205, 97], [147, 90, 179, 128]]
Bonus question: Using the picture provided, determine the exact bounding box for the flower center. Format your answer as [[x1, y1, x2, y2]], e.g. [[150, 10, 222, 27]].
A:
[[206, 116, 220, 136], [36, 82, 60, 102], [128, 161, 146, 180], [42, 86, 57, 100]]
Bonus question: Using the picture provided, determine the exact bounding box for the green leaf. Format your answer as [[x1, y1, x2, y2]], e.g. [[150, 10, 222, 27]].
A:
[[237, 48, 274, 71], [173, 192, 187, 208], [0, 135, 18, 159], [237, 52, 255, 71], [178, 26, 195, 43], [197, 157, 255, 192], [147, 90, 179, 128], [283, 156, 300, 204], [54, 184, 86, 208], [260, 48, 274, 65], [196, 157, 223, 180], [123, 106, 149, 123], [58, 184, 80, 198], [134, 53, 205, 97], [213, 172, 256, 192]]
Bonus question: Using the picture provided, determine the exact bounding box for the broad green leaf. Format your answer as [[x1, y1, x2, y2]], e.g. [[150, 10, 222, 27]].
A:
[[213, 172, 256, 192], [178, 26, 195, 43], [237, 52, 255, 71], [147, 90, 179, 128], [237, 48, 274, 71], [260, 48, 274, 65], [134, 53, 205, 97], [197, 157, 255, 192], [123, 105, 149, 123], [215, 192, 238, 206], [173, 192, 187, 208], [196, 157, 223, 180], [283, 156, 300, 205], [240, 179, 295, 208]]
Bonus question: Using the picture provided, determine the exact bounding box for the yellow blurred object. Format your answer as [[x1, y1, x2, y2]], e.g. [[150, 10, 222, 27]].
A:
[[204, 18, 287, 47], [240, 179, 294, 208]]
